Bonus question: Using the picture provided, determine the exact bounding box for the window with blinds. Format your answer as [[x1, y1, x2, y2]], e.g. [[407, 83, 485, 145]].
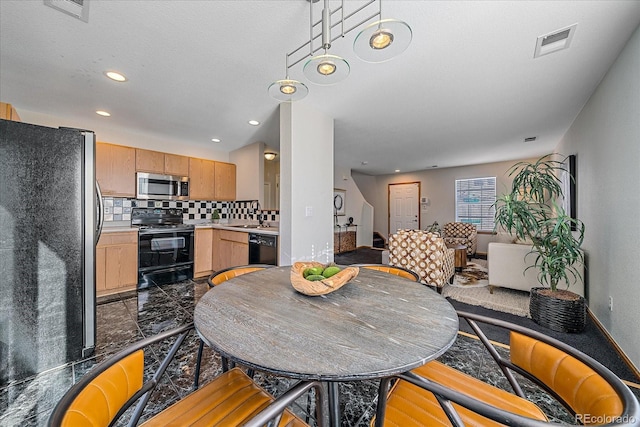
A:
[[455, 177, 496, 231]]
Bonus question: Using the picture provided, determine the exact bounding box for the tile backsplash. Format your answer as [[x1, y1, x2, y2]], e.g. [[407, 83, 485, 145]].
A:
[[101, 198, 279, 223]]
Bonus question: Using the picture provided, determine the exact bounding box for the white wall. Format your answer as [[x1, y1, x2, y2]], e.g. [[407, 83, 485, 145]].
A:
[[556, 25, 640, 367], [17, 109, 230, 161], [230, 141, 263, 201], [354, 159, 535, 253], [279, 102, 334, 265], [334, 166, 373, 247]]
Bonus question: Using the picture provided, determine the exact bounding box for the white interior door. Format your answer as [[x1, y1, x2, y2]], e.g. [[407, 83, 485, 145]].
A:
[[389, 182, 420, 234]]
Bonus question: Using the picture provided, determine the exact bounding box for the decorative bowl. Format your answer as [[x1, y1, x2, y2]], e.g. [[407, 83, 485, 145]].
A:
[[290, 261, 359, 296]]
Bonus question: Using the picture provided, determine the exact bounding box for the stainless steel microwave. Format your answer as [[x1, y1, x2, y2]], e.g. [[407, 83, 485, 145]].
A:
[[136, 172, 189, 200]]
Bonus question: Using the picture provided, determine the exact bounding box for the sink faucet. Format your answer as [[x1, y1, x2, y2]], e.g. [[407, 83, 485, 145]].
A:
[[249, 200, 263, 224]]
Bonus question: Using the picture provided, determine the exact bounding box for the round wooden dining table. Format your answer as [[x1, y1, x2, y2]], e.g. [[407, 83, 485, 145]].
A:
[[194, 265, 459, 425]]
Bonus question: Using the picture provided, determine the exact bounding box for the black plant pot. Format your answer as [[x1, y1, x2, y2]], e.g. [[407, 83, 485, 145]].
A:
[[529, 287, 586, 333]]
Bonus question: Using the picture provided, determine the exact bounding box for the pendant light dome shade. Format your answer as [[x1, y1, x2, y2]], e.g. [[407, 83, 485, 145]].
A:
[[268, 78, 308, 101], [354, 18, 412, 63], [303, 53, 350, 85]]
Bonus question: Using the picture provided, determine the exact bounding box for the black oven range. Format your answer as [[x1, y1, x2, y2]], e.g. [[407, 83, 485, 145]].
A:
[[132, 207, 194, 288]]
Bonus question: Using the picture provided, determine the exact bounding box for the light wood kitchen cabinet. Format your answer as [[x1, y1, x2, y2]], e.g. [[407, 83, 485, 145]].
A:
[[96, 231, 138, 297], [164, 153, 190, 176], [96, 142, 136, 197], [135, 149, 164, 174], [189, 158, 216, 201], [194, 228, 213, 278], [212, 229, 248, 271], [0, 102, 21, 121], [136, 148, 189, 177], [214, 161, 236, 200]]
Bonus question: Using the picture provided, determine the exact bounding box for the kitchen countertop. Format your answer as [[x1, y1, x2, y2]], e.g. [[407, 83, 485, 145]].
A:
[[192, 222, 279, 236], [100, 224, 137, 233], [100, 221, 279, 236]]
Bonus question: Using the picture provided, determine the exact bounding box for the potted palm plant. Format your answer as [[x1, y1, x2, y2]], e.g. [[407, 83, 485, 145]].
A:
[[494, 154, 586, 332]]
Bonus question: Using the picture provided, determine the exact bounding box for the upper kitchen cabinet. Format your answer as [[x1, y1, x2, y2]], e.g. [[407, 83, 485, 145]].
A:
[[96, 142, 136, 197], [214, 161, 236, 201], [136, 148, 189, 177], [189, 158, 216, 201], [165, 153, 190, 176], [0, 102, 21, 121]]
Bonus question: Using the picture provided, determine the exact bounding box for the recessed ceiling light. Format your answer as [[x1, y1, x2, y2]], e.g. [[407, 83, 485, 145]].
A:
[[431, 165, 438, 168], [394, 169, 400, 173], [248, 120, 260, 126], [361, 161, 368, 165], [104, 71, 127, 82], [96, 110, 111, 117], [524, 136, 537, 143], [211, 138, 221, 143]]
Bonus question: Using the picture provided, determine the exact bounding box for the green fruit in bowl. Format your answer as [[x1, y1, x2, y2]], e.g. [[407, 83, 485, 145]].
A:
[[322, 266, 341, 278], [303, 267, 323, 277], [305, 274, 326, 282]]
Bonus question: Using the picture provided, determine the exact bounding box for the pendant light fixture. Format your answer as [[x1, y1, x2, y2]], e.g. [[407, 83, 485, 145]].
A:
[[268, 0, 411, 101], [303, 0, 350, 85], [353, 1, 412, 63], [268, 54, 309, 101]]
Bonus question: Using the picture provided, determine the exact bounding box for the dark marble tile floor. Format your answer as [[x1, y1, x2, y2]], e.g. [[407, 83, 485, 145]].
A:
[[1, 278, 638, 426]]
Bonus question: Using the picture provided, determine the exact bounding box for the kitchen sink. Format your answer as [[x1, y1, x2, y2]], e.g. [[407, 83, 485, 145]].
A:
[[229, 224, 271, 229]]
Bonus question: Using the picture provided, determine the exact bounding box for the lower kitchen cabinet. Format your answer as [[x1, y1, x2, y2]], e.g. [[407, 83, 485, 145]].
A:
[[96, 231, 138, 297], [212, 229, 248, 272], [194, 228, 213, 278], [0, 102, 21, 121]]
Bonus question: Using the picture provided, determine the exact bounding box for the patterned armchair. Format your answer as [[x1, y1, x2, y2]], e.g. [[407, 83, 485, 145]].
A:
[[388, 230, 455, 292], [443, 222, 477, 256]]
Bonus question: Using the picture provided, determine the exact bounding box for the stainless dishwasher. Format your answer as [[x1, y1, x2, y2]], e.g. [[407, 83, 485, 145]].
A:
[[248, 233, 278, 265]]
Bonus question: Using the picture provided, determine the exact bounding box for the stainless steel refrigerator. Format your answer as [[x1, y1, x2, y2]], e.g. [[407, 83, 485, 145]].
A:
[[0, 119, 101, 384]]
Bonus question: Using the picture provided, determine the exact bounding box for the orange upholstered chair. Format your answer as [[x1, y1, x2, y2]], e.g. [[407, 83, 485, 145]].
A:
[[207, 264, 274, 287], [49, 324, 321, 427], [372, 310, 638, 427], [353, 264, 420, 282]]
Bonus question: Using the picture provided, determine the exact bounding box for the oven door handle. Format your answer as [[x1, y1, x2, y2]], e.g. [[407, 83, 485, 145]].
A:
[[150, 237, 186, 251]]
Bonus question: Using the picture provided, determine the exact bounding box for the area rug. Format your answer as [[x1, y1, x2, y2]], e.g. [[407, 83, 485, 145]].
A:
[[442, 284, 531, 318], [451, 262, 489, 288]]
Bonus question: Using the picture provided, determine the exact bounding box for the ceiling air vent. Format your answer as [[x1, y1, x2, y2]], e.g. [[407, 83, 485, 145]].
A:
[[534, 23, 577, 58], [44, 0, 89, 23], [524, 136, 537, 143]]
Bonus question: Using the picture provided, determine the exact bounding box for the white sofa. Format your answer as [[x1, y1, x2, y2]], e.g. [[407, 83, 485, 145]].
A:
[[488, 242, 584, 297]]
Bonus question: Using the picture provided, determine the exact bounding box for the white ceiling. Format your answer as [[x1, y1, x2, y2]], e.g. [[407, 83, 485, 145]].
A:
[[1, 1, 639, 175]]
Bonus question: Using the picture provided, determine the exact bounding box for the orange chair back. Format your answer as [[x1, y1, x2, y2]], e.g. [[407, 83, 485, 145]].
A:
[[62, 350, 144, 427], [510, 332, 623, 425], [359, 264, 419, 282], [209, 266, 268, 286]]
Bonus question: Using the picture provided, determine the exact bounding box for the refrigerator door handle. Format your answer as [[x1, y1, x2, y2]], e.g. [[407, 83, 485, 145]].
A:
[[96, 181, 104, 241]]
